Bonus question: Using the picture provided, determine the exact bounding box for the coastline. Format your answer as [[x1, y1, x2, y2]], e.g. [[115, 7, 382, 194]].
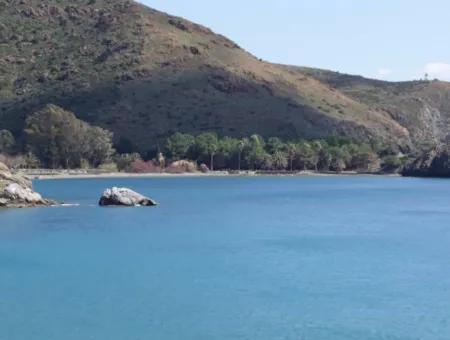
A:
[[15, 169, 398, 180]]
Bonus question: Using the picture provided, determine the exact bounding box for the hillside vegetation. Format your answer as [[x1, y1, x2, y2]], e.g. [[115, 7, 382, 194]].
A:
[[1, 0, 449, 154]]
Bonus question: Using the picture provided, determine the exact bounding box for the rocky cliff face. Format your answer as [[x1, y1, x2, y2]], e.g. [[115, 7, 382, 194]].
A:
[[402, 146, 450, 177], [0, 162, 55, 207]]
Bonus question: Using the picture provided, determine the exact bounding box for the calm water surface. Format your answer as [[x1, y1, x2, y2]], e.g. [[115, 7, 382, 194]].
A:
[[1, 176, 450, 340]]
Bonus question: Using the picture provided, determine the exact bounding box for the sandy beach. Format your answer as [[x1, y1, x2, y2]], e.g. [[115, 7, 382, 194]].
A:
[[14, 169, 386, 180]]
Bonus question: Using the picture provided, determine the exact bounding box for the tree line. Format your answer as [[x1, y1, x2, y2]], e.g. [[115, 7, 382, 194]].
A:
[[0, 104, 405, 172], [163, 132, 403, 172]]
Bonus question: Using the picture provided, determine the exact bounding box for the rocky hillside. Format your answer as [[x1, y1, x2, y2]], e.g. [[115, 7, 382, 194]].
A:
[[0, 0, 449, 153], [402, 145, 450, 177], [296, 67, 450, 150]]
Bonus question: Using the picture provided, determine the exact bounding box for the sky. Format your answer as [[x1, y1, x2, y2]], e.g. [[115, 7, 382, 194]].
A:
[[139, 0, 450, 81]]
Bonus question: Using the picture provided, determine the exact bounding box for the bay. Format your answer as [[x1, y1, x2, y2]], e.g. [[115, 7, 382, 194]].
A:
[[1, 176, 450, 340]]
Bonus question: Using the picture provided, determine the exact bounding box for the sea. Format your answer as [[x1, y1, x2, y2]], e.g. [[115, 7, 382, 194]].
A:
[[1, 176, 450, 340]]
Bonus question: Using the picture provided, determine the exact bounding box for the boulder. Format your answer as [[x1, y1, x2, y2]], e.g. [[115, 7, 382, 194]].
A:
[[0, 162, 56, 208], [99, 187, 157, 207], [200, 163, 209, 173]]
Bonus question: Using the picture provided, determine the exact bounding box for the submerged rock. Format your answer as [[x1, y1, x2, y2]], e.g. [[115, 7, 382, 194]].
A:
[[0, 162, 56, 208], [99, 187, 157, 207]]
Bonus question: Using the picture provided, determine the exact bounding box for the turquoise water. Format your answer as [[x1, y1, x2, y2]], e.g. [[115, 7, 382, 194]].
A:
[[1, 176, 450, 340]]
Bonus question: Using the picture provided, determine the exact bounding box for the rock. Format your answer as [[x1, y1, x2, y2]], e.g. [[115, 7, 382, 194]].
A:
[[168, 19, 189, 32], [99, 187, 157, 207], [190, 46, 200, 55], [0, 162, 9, 171], [0, 162, 56, 208], [166, 160, 198, 173], [402, 145, 450, 177], [200, 163, 209, 173]]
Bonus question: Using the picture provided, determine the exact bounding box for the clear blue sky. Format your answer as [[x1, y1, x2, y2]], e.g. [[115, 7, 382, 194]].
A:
[[139, 0, 450, 81]]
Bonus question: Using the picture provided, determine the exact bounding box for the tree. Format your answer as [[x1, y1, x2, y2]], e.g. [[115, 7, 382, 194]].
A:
[[85, 127, 115, 167], [266, 137, 285, 154], [24, 152, 40, 169], [0, 130, 15, 154], [317, 147, 332, 171], [329, 146, 348, 172], [25, 104, 80, 167], [166, 133, 195, 160], [114, 153, 142, 172], [296, 141, 315, 170], [382, 155, 403, 172], [24, 104, 114, 168], [115, 137, 135, 154], [272, 151, 288, 170], [285, 143, 298, 171], [350, 144, 380, 171], [244, 135, 267, 170], [195, 133, 219, 170], [310, 140, 325, 171], [237, 138, 248, 171], [218, 137, 239, 169]]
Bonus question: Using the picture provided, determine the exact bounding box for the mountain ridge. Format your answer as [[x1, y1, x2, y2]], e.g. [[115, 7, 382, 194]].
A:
[[1, 0, 449, 153]]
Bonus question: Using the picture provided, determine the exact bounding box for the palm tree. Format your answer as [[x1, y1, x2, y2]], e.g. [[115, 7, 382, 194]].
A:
[[237, 139, 247, 171], [286, 143, 298, 171]]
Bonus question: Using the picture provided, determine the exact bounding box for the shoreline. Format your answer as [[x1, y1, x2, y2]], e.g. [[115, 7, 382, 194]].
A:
[[15, 169, 399, 180]]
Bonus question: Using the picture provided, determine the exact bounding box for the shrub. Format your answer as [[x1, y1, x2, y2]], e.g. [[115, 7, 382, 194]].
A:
[[129, 159, 160, 173], [98, 162, 118, 172], [113, 153, 142, 171]]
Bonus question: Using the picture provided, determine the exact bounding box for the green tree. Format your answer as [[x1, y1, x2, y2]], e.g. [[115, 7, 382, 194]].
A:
[[85, 127, 115, 167], [329, 146, 349, 172], [25, 104, 114, 168], [272, 151, 288, 170], [317, 147, 332, 170], [350, 144, 380, 171], [23, 152, 40, 169], [266, 137, 285, 154], [237, 138, 248, 171], [244, 135, 267, 170], [285, 143, 298, 171], [382, 155, 403, 172], [166, 133, 195, 160], [296, 141, 315, 170], [195, 132, 219, 170], [217, 137, 240, 169]]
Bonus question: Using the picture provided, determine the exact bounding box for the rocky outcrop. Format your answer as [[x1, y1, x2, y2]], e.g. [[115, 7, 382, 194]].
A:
[[402, 146, 450, 177], [0, 162, 56, 208], [99, 187, 157, 207], [166, 160, 198, 173]]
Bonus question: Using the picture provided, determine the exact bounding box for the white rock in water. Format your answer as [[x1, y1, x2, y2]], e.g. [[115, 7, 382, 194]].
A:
[[99, 187, 157, 207]]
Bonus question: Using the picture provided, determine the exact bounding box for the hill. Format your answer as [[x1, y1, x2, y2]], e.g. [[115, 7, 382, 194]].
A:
[[1, 0, 449, 153], [295, 67, 450, 149]]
